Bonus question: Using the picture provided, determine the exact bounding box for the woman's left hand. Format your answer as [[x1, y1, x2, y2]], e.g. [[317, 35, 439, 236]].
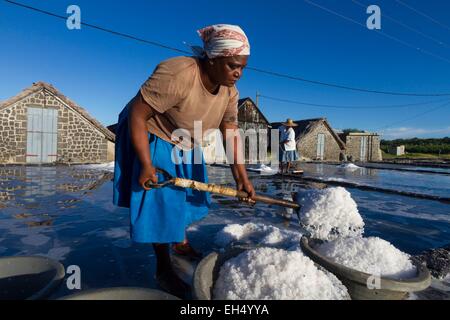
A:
[[237, 179, 256, 204]]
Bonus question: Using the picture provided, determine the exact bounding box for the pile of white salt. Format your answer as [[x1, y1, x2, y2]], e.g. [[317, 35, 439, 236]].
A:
[[213, 247, 349, 300], [296, 187, 365, 240], [316, 237, 417, 279]]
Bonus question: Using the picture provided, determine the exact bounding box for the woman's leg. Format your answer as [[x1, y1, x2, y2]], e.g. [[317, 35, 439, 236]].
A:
[[172, 233, 202, 260], [153, 243, 190, 297], [153, 243, 171, 274]]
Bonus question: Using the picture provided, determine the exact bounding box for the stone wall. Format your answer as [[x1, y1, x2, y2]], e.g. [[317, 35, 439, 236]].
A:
[[107, 141, 115, 162], [345, 135, 382, 161], [57, 102, 108, 163], [0, 89, 112, 164], [0, 99, 28, 164], [296, 123, 343, 161], [345, 136, 360, 161], [238, 100, 266, 124]]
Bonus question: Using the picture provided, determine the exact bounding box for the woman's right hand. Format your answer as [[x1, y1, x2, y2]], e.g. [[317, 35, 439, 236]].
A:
[[139, 165, 158, 190]]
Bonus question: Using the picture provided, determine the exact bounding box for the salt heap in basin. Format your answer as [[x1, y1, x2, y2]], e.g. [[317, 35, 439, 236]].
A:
[[316, 237, 417, 280], [213, 247, 349, 300], [296, 187, 364, 240], [215, 222, 302, 249]]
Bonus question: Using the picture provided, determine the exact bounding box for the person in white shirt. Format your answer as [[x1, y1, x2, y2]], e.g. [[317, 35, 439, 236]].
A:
[[280, 119, 299, 174], [278, 125, 287, 172]]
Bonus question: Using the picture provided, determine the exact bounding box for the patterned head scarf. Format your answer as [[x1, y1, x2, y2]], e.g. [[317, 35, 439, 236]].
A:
[[195, 24, 250, 59]]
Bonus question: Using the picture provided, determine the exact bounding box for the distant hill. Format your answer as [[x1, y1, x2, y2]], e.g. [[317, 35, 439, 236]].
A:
[[381, 137, 450, 154], [342, 128, 366, 134]]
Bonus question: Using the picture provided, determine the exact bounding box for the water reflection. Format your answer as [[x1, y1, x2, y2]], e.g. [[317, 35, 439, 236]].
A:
[[362, 162, 450, 174], [300, 163, 450, 198], [0, 166, 114, 240]]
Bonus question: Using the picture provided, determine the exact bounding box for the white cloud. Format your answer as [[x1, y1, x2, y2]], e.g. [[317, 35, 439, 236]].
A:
[[381, 127, 450, 139]]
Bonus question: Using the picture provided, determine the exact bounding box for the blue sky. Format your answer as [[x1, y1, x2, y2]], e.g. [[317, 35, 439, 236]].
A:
[[1, 0, 450, 140]]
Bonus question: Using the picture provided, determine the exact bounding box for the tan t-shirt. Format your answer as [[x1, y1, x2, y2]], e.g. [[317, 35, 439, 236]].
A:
[[140, 56, 239, 149]]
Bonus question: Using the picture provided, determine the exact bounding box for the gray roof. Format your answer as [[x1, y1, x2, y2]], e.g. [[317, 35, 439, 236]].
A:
[[271, 118, 346, 150], [238, 97, 270, 125]]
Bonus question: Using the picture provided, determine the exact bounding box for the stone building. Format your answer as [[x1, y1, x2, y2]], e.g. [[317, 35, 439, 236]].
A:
[[271, 118, 346, 161], [203, 97, 271, 164], [340, 132, 383, 161], [237, 98, 271, 163], [237, 98, 270, 132], [388, 145, 405, 156], [0, 82, 115, 164]]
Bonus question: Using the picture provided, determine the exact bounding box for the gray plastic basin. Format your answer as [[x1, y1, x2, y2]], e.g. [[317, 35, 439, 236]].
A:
[[300, 236, 432, 300], [0, 256, 65, 300], [193, 246, 249, 300], [59, 287, 180, 300], [193, 244, 351, 300]]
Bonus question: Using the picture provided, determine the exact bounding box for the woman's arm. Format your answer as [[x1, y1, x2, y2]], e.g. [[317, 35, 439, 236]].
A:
[[128, 92, 158, 190], [220, 122, 256, 200]]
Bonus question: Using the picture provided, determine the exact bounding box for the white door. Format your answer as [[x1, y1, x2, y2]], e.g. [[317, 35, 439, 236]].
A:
[[26, 107, 58, 163], [317, 134, 325, 160], [360, 136, 367, 161], [360, 137, 367, 161]]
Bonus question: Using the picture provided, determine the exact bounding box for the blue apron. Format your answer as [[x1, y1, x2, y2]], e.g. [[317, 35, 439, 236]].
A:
[[113, 104, 210, 243]]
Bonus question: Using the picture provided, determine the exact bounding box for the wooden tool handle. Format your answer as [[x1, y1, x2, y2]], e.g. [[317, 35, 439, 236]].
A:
[[173, 178, 300, 210], [251, 194, 300, 210]]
